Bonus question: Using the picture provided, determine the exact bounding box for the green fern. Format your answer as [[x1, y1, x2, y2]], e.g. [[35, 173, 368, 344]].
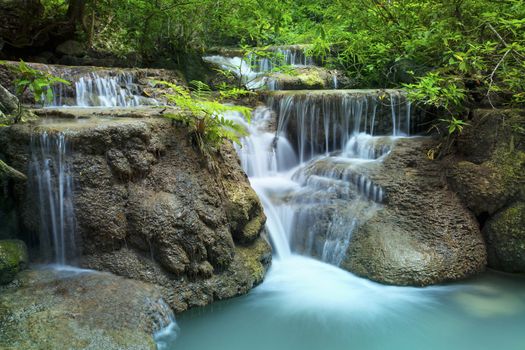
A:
[[153, 80, 251, 164]]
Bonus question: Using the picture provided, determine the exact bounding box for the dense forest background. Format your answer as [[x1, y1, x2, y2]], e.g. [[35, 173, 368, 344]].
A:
[[0, 0, 524, 108]]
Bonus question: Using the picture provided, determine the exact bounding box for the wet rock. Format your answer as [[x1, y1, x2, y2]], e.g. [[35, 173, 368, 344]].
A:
[[342, 137, 487, 286], [483, 202, 525, 272], [0, 239, 28, 284], [0, 268, 169, 349], [0, 111, 271, 312]]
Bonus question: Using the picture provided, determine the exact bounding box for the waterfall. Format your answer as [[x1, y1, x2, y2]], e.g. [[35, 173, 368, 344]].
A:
[[29, 131, 77, 264], [270, 90, 411, 163], [47, 72, 156, 107], [246, 47, 315, 73], [203, 56, 268, 90], [230, 89, 405, 266], [203, 46, 320, 90]]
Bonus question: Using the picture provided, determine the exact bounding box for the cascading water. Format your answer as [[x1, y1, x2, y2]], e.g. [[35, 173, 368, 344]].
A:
[[75, 72, 141, 107], [203, 46, 334, 91], [29, 131, 77, 264], [47, 72, 156, 107], [246, 46, 315, 73], [270, 90, 412, 162], [229, 89, 408, 265], [161, 64, 525, 350]]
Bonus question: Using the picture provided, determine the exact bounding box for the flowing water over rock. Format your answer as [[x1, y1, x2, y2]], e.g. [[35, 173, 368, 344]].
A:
[[203, 46, 337, 90], [29, 131, 77, 264], [47, 71, 156, 107]]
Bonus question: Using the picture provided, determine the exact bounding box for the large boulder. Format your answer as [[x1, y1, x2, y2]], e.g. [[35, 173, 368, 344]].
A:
[[0, 268, 173, 349], [342, 137, 487, 286], [483, 202, 525, 272], [0, 239, 28, 284], [0, 109, 271, 312]]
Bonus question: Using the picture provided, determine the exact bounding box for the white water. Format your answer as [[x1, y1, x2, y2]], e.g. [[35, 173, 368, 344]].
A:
[[29, 131, 77, 264], [47, 72, 157, 107]]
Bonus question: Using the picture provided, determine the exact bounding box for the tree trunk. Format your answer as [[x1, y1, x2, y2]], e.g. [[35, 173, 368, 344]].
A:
[[66, 0, 86, 27], [0, 160, 27, 181]]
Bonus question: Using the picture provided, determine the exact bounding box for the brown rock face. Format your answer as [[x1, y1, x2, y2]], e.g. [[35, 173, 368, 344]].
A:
[[0, 110, 271, 312], [343, 137, 487, 286], [447, 109, 525, 272]]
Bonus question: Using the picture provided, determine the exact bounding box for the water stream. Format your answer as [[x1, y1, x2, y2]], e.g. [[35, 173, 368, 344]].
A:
[[158, 90, 525, 349], [29, 131, 77, 264], [46, 71, 157, 107]]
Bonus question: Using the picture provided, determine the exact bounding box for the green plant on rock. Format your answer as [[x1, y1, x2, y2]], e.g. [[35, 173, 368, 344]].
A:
[[405, 72, 469, 158], [153, 80, 251, 168], [0, 60, 70, 122]]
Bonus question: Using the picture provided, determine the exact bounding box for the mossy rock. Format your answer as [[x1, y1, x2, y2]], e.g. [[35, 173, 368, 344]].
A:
[[449, 109, 525, 216], [0, 239, 28, 285], [483, 202, 525, 272], [269, 67, 335, 90]]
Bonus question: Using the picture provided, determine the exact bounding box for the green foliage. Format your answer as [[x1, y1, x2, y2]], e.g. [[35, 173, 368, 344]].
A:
[[404, 72, 466, 110], [33, 0, 524, 106], [1, 60, 70, 105], [440, 116, 469, 136], [152, 81, 251, 165]]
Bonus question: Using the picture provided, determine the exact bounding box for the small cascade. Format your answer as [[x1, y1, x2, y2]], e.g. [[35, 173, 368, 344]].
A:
[[225, 81, 420, 269], [47, 72, 156, 107], [29, 131, 77, 264], [203, 55, 268, 90], [269, 90, 412, 162], [76, 72, 141, 107], [246, 46, 315, 73], [343, 133, 392, 160], [204, 46, 332, 91], [150, 298, 179, 350]]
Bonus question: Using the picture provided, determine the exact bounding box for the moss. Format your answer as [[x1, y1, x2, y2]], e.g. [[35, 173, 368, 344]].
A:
[[300, 70, 324, 88], [240, 214, 265, 243], [224, 180, 266, 243], [484, 202, 525, 272], [0, 239, 28, 285], [235, 238, 272, 282]]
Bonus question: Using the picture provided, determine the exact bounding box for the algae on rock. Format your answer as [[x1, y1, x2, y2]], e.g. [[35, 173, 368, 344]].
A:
[[0, 239, 28, 285]]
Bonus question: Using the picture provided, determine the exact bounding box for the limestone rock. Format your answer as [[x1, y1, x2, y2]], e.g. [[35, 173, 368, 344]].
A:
[[447, 161, 517, 216], [483, 202, 525, 272], [0, 111, 271, 312], [447, 109, 525, 274], [0, 239, 28, 285], [342, 137, 487, 286], [0, 268, 170, 349]]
